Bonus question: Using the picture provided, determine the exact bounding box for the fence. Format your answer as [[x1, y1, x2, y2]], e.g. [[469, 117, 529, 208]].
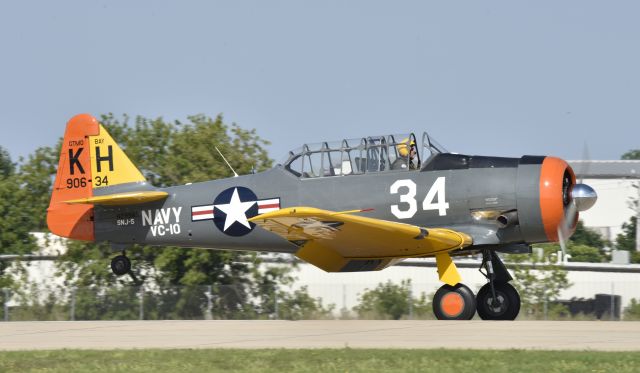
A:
[[1, 281, 639, 321], [1, 285, 269, 322]]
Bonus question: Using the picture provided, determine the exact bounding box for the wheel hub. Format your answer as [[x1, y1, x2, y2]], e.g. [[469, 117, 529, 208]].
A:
[[441, 292, 465, 318], [113, 260, 126, 272], [485, 293, 508, 314]]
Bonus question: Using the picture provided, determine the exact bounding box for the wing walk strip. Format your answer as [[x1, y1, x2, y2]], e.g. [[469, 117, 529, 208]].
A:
[[249, 207, 472, 285]]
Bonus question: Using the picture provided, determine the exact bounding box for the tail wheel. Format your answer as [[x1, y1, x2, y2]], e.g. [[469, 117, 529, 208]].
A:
[[110, 255, 131, 276], [433, 284, 476, 320], [476, 282, 521, 320]]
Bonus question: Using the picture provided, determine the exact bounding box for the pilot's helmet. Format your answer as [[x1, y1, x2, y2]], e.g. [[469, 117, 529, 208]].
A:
[[397, 138, 416, 157]]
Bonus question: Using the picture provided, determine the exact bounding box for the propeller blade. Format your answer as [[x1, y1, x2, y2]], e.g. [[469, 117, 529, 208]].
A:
[[557, 200, 578, 262], [557, 225, 567, 260], [557, 142, 595, 262]]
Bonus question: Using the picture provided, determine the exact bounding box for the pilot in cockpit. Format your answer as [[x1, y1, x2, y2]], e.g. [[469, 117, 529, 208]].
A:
[[392, 139, 417, 170]]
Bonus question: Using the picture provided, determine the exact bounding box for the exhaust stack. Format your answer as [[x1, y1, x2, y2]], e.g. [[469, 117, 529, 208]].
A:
[[497, 210, 519, 229]]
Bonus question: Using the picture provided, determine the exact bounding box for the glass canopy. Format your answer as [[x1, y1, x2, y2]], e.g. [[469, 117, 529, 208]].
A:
[[281, 132, 447, 178]]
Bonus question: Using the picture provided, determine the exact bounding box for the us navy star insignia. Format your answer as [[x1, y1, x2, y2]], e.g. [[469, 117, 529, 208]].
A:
[[190, 186, 281, 236], [216, 188, 255, 231]]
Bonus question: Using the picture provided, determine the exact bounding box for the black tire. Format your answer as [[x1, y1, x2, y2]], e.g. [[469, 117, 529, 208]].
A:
[[476, 282, 521, 320], [433, 283, 476, 320], [110, 255, 131, 276]]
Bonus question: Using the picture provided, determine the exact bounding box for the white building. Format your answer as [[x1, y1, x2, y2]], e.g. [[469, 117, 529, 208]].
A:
[[570, 160, 640, 244]]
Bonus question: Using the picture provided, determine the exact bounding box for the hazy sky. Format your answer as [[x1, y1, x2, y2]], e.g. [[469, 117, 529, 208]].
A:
[[1, 1, 638, 164]]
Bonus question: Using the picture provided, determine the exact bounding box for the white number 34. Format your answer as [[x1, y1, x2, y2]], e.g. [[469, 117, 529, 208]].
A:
[[390, 177, 449, 219]]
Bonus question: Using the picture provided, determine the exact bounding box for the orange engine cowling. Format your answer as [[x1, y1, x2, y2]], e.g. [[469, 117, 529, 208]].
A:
[[516, 156, 577, 244], [538, 157, 576, 242]]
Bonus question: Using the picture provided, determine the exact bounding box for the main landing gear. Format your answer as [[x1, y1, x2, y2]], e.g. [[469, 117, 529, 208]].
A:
[[433, 283, 476, 320], [432, 250, 521, 320]]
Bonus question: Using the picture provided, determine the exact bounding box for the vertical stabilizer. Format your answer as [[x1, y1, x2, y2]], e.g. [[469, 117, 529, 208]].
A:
[[47, 114, 146, 240]]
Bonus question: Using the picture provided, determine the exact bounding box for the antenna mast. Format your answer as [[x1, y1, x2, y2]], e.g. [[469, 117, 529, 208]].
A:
[[215, 146, 238, 178]]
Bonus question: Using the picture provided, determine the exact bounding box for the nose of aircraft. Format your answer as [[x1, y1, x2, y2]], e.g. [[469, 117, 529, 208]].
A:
[[571, 183, 597, 211]]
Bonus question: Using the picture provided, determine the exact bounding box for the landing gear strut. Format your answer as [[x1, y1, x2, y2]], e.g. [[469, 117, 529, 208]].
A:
[[476, 250, 521, 320]]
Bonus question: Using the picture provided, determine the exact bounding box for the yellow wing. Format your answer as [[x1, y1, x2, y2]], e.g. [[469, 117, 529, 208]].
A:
[[249, 207, 472, 285]]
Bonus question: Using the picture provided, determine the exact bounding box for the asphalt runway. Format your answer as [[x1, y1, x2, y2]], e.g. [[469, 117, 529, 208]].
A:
[[1, 320, 639, 351]]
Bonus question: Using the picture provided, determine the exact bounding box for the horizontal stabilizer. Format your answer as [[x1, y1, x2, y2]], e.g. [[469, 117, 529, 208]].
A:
[[64, 191, 168, 206]]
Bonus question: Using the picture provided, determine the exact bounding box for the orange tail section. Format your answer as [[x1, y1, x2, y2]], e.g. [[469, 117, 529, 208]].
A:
[[47, 114, 99, 240], [47, 114, 147, 241]]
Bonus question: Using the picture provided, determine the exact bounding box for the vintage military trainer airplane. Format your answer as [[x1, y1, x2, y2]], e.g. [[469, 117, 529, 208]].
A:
[[47, 114, 597, 320]]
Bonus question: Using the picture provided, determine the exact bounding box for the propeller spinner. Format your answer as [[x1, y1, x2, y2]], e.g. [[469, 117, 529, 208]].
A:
[[571, 183, 597, 212]]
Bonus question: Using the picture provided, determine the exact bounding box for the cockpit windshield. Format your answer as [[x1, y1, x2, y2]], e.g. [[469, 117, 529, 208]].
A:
[[281, 132, 446, 178], [422, 132, 449, 155]]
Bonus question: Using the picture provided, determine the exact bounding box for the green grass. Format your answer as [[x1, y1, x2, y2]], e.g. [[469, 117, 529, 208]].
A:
[[0, 349, 639, 373]]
